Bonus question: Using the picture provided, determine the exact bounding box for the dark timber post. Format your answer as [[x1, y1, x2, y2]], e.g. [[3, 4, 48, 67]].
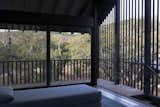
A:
[[114, 0, 120, 84], [91, 1, 99, 86], [46, 30, 51, 86], [144, 0, 151, 96]]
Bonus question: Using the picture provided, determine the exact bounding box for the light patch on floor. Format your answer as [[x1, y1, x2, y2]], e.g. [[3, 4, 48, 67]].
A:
[[97, 79, 143, 97], [98, 88, 151, 107]]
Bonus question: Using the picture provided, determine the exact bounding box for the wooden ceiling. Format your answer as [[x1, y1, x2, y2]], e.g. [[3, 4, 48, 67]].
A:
[[0, 0, 93, 16], [0, 0, 115, 32]]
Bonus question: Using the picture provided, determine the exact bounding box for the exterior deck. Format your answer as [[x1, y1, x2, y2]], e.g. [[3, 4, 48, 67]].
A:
[[100, 88, 155, 107], [98, 79, 144, 97]]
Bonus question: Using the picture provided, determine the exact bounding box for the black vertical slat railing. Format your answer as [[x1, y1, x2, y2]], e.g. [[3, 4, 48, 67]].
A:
[[99, 7, 115, 81], [119, 0, 145, 91], [150, 0, 160, 96], [51, 59, 91, 82], [99, 0, 160, 96], [0, 59, 91, 88]]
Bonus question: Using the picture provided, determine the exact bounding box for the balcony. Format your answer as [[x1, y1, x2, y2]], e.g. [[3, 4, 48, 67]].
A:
[[0, 59, 91, 89]]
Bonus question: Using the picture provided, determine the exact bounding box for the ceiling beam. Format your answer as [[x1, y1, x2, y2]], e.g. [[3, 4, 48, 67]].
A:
[[0, 23, 91, 33]]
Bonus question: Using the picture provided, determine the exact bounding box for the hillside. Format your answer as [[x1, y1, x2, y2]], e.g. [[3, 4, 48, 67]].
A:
[[0, 31, 91, 61]]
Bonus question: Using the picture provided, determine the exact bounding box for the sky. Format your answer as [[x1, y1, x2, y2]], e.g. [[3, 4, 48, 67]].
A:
[[0, 29, 8, 32], [0, 29, 18, 32]]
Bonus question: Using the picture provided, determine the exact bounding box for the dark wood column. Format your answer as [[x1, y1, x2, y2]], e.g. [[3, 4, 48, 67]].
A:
[[144, 0, 151, 96], [46, 30, 51, 86], [114, 0, 121, 84], [91, 1, 99, 86]]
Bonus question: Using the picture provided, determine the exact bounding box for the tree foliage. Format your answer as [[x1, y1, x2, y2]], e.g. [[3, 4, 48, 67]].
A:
[[0, 31, 91, 60]]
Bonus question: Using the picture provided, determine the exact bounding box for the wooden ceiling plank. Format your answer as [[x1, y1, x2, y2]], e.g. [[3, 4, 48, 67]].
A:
[[0, 10, 94, 27]]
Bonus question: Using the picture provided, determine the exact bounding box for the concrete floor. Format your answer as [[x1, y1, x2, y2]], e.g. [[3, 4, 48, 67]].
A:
[[97, 79, 143, 97], [99, 88, 154, 107], [102, 96, 125, 107]]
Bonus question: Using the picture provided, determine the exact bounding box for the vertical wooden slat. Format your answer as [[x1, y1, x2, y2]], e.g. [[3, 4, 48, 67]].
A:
[[156, 0, 159, 96]]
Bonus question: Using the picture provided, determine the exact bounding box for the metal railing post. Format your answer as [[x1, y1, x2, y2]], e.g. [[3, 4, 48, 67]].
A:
[[46, 30, 51, 86], [91, 1, 99, 86], [114, 0, 120, 84], [144, 0, 151, 96]]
